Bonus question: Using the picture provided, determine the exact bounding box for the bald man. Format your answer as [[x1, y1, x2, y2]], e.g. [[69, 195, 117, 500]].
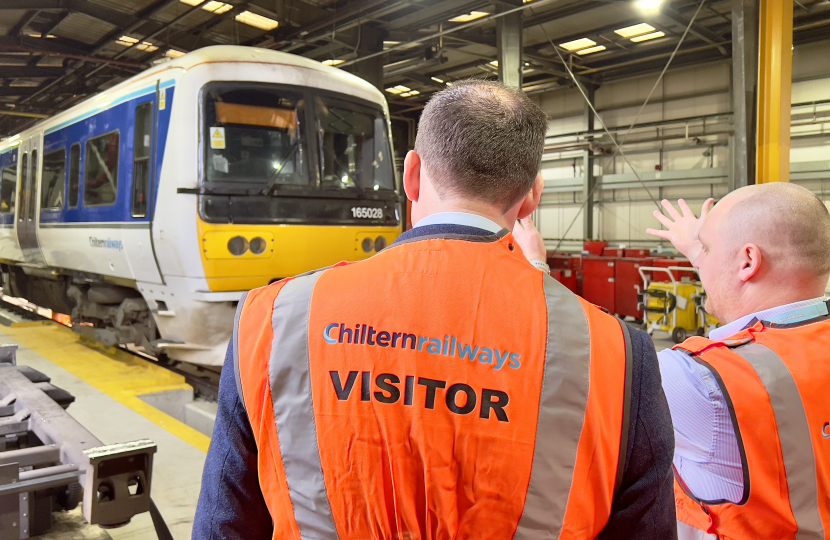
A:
[[647, 183, 830, 539]]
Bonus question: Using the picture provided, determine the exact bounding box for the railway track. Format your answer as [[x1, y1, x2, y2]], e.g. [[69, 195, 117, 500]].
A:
[[0, 291, 221, 400]]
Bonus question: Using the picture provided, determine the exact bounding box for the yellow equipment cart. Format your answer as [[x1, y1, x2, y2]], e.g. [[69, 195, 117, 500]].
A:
[[637, 266, 719, 343]]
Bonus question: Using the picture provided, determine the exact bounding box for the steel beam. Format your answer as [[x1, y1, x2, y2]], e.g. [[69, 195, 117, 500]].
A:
[[583, 84, 596, 240], [496, 0, 523, 88], [756, 0, 794, 183], [731, 0, 758, 188]]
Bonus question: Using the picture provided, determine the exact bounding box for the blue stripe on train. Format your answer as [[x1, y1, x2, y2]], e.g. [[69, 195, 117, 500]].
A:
[[39, 85, 174, 225]]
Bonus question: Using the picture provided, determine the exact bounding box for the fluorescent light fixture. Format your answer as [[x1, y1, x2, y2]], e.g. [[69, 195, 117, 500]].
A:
[[166, 49, 186, 58], [383, 41, 401, 49], [636, 0, 662, 9], [235, 11, 279, 31], [202, 1, 232, 14], [180, 0, 204, 5], [136, 42, 159, 52], [116, 35, 139, 47], [630, 30, 666, 42], [559, 38, 596, 51], [386, 87, 403, 94], [614, 23, 655, 38], [576, 45, 606, 55], [489, 60, 499, 66], [449, 11, 489, 23], [431, 76, 444, 83], [322, 59, 344, 66], [408, 90, 420, 96]]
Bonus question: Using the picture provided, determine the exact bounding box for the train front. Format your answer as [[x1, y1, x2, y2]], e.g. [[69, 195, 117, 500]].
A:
[[151, 49, 402, 367]]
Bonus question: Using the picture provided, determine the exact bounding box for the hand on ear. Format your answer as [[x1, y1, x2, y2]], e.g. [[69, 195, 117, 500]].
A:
[[737, 243, 762, 282]]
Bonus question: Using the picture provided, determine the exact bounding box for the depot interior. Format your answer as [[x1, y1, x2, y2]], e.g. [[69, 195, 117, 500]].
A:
[[1, 0, 829, 538]]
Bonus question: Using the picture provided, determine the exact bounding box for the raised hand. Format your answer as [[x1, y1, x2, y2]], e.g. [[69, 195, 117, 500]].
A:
[[646, 198, 714, 264], [513, 216, 548, 262]]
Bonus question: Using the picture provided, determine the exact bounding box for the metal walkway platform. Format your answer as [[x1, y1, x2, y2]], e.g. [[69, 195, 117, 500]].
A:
[[0, 318, 210, 539]]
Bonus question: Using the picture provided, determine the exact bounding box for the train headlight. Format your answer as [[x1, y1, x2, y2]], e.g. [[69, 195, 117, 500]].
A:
[[249, 237, 267, 255], [374, 236, 387, 251], [228, 236, 249, 256], [361, 237, 374, 253]]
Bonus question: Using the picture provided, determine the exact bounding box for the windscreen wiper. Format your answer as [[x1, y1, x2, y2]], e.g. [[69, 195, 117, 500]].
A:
[[260, 141, 301, 195]]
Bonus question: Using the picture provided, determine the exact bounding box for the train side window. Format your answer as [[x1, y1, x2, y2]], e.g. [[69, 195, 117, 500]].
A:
[[18, 153, 27, 220], [41, 148, 66, 210], [84, 131, 119, 207], [68, 143, 80, 208], [1, 153, 17, 214], [132, 102, 153, 217]]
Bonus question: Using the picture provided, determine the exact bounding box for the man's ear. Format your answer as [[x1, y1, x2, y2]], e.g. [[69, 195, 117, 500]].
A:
[[403, 150, 421, 203], [736, 243, 762, 282], [516, 174, 544, 220]]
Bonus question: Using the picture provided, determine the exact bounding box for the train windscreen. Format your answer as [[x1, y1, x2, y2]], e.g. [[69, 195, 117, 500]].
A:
[[200, 82, 399, 226]]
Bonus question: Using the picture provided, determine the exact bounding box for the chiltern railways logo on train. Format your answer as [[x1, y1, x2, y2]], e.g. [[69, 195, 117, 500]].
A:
[[323, 322, 522, 370], [89, 237, 124, 251]]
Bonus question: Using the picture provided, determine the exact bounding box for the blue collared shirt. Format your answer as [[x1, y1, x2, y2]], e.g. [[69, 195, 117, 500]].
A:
[[658, 297, 828, 502], [414, 211, 503, 233]]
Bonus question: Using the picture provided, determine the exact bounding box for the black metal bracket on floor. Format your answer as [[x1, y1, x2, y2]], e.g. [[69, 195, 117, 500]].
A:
[[0, 344, 160, 538]]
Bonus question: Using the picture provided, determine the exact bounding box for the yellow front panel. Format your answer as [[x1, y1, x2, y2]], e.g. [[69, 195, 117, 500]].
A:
[[197, 218, 401, 291]]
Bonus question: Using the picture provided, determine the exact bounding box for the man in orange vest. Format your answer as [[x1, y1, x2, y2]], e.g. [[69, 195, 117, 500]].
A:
[[194, 80, 677, 539], [647, 184, 830, 539]]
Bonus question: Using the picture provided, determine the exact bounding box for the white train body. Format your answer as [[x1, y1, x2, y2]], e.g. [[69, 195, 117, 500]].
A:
[[0, 46, 402, 367]]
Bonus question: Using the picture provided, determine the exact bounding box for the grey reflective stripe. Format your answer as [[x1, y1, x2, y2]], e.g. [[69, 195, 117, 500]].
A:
[[614, 318, 634, 495], [732, 343, 824, 540], [232, 291, 249, 415], [513, 275, 592, 540], [269, 274, 338, 539]]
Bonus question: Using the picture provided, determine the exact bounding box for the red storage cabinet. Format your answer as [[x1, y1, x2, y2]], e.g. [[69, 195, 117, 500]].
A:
[[583, 241, 607, 256], [615, 258, 653, 319], [551, 269, 578, 294], [624, 248, 650, 258], [582, 257, 616, 313], [603, 248, 625, 258]]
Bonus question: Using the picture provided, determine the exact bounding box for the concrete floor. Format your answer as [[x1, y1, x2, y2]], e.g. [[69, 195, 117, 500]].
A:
[[0, 323, 209, 540]]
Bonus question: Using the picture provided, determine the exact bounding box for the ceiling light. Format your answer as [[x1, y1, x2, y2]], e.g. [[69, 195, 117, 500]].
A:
[[489, 60, 499, 66], [559, 38, 596, 51], [576, 45, 606, 55], [202, 1, 232, 14], [636, 0, 662, 9], [615, 23, 656, 38], [383, 41, 401, 49], [116, 35, 139, 47], [408, 90, 420, 96], [449, 11, 489, 23], [394, 85, 410, 92], [135, 42, 159, 52], [322, 59, 344, 66], [385, 87, 403, 94], [630, 30, 666, 42], [180, 0, 204, 5], [166, 49, 186, 58], [235, 11, 279, 31], [431, 76, 444, 83]]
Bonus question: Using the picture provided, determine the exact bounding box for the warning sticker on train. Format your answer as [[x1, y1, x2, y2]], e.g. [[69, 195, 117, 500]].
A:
[[210, 127, 226, 149]]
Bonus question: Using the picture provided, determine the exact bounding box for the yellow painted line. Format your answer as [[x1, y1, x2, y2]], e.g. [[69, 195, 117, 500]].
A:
[[0, 321, 211, 452]]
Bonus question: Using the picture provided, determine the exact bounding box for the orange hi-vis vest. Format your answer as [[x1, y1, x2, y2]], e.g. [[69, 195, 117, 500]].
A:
[[233, 231, 634, 539], [672, 314, 830, 539]]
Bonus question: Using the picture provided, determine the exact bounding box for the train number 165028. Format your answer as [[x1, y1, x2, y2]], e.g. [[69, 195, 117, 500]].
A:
[[351, 207, 384, 219]]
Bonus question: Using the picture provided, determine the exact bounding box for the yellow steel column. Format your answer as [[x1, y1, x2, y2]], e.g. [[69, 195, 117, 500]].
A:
[[756, 0, 793, 183]]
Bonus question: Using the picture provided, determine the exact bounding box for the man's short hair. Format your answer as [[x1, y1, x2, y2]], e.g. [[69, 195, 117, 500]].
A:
[[414, 80, 548, 210], [727, 182, 830, 277]]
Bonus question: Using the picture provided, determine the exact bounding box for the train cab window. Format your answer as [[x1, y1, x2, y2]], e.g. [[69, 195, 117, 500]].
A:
[[85, 131, 119, 206], [313, 95, 395, 193], [1, 151, 17, 214], [41, 148, 66, 210], [202, 84, 307, 194], [132, 102, 153, 217], [28, 149, 37, 218], [68, 143, 80, 208]]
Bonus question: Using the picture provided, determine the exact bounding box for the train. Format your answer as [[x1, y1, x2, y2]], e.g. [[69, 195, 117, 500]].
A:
[[0, 45, 403, 367]]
